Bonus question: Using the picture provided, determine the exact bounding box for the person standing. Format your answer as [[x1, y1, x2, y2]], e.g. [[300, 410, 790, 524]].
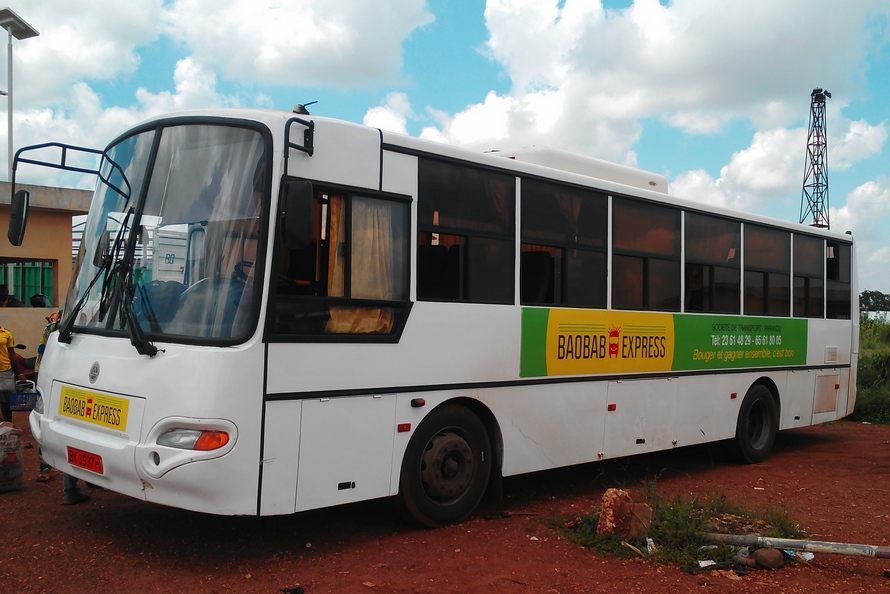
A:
[[29, 310, 91, 505], [61, 474, 91, 505], [0, 284, 24, 307], [0, 323, 26, 422], [35, 311, 61, 483], [35, 310, 61, 378]]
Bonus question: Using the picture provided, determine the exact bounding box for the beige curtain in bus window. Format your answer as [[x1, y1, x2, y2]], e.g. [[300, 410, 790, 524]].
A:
[[327, 195, 346, 297], [326, 196, 395, 334]]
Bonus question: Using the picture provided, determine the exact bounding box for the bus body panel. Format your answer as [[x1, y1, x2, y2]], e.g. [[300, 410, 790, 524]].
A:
[[32, 333, 267, 515], [481, 381, 610, 474], [259, 399, 302, 515], [381, 150, 419, 197], [806, 319, 854, 366], [602, 377, 679, 459], [782, 369, 816, 429], [287, 118, 381, 189], [294, 395, 397, 512], [38, 379, 148, 501], [265, 303, 522, 395]]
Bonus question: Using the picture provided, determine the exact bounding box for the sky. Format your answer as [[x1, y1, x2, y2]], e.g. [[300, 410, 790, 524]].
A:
[[2, 0, 889, 292]]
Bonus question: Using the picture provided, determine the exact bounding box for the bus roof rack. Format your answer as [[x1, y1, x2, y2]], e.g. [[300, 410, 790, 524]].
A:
[[489, 146, 668, 194]]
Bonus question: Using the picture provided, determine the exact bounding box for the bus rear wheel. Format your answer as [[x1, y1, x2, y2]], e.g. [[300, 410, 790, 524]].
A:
[[397, 405, 491, 528], [733, 384, 779, 464]]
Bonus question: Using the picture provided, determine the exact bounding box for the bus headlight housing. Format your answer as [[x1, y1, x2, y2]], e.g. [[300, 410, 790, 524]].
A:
[[137, 417, 237, 480], [157, 428, 230, 451]]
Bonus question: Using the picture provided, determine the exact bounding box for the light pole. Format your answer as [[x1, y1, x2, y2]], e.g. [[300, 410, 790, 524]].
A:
[[0, 8, 38, 183]]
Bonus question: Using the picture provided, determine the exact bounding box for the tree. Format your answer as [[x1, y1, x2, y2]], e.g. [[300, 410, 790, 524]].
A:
[[860, 289, 890, 312]]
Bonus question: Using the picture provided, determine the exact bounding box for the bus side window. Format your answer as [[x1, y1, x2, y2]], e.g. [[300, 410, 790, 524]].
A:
[[826, 241, 851, 319], [793, 234, 824, 318], [417, 158, 515, 304], [744, 225, 790, 316], [520, 179, 607, 309], [684, 212, 740, 314], [271, 187, 410, 337], [612, 198, 680, 312]]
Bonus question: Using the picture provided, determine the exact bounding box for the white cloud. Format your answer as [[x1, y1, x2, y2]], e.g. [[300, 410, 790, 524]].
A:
[[3, 0, 889, 294], [482, 0, 604, 92], [670, 169, 730, 209], [134, 58, 237, 114], [426, 0, 890, 162], [721, 129, 803, 198], [832, 177, 890, 291], [163, 0, 434, 87], [2, 0, 163, 105], [3, 0, 436, 186], [859, 246, 890, 292], [671, 117, 888, 215], [363, 92, 414, 134], [832, 177, 890, 239], [12, 58, 241, 188], [832, 119, 888, 171]]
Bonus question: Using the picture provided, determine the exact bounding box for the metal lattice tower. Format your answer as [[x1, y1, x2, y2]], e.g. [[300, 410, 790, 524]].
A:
[[799, 87, 831, 229]]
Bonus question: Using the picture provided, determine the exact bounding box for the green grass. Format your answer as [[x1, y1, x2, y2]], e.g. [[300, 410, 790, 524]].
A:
[[555, 489, 804, 566], [852, 316, 890, 424]]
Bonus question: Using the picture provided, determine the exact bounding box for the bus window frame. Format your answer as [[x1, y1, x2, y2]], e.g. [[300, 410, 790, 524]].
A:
[[416, 157, 516, 305], [266, 178, 413, 343], [611, 196, 681, 312]]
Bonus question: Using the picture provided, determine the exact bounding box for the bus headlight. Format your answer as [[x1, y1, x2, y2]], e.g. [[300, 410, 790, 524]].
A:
[[157, 428, 230, 451], [138, 417, 238, 480]]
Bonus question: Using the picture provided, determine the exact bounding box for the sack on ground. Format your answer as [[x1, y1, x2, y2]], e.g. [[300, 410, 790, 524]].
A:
[[0, 424, 24, 492]]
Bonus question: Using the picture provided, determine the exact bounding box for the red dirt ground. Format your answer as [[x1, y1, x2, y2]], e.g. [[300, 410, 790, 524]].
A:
[[3, 413, 889, 594]]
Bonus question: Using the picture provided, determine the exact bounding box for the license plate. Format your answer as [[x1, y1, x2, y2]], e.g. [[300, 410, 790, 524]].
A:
[[67, 446, 104, 475]]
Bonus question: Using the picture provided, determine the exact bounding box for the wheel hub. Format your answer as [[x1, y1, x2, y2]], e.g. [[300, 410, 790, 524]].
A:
[[420, 431, 475, 501]]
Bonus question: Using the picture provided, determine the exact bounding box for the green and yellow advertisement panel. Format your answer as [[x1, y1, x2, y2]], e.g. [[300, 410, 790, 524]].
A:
[[520, 308, 808, 378]]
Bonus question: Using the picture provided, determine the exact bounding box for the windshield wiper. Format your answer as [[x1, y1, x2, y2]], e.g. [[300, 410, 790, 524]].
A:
[[123, 296, 158, 357], [58, 207, 133, 344], [59, 206, 161, 357], [113, 218, 160, 357], [57, 252, 112, 344]]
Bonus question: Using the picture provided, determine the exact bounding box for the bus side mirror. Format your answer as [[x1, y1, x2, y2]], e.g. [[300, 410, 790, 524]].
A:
[[282, 179, 314, 249], [7, 189, 29, 246]]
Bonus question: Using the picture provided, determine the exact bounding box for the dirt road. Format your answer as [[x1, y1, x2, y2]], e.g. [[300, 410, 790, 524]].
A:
[[3, 414, 889, 593]]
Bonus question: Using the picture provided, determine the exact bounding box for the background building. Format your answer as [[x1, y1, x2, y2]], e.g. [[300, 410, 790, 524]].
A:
[[0, 181, 91, 355]]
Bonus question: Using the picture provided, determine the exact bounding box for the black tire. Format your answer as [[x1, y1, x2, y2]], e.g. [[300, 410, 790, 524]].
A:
[[733, 384, 779, 464], [397, 405, 491, 528]]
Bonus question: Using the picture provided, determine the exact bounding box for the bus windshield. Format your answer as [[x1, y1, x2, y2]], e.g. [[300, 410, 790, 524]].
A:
[[65, 123, 267, 344]]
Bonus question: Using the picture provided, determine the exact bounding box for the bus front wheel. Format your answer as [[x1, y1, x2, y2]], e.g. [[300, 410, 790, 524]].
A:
[[733, 384, 779, 464], [397, 405, 491, 528]]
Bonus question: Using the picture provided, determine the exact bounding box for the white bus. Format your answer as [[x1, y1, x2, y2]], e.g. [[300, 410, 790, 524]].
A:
[[10, 108, 857, 527]]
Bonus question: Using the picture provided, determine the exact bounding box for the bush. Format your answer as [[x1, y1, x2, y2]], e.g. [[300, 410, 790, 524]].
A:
[[853, 316, 890, 424], [860, 314, 890, 352], [557, 490, 803, 566]]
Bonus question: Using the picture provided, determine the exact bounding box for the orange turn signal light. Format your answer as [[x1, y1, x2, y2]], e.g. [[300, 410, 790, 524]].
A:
[[194, 431, 230, 451]]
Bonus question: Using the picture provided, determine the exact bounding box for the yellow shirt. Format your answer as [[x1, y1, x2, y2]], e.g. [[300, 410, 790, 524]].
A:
[[0, 326, 14, 372]]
